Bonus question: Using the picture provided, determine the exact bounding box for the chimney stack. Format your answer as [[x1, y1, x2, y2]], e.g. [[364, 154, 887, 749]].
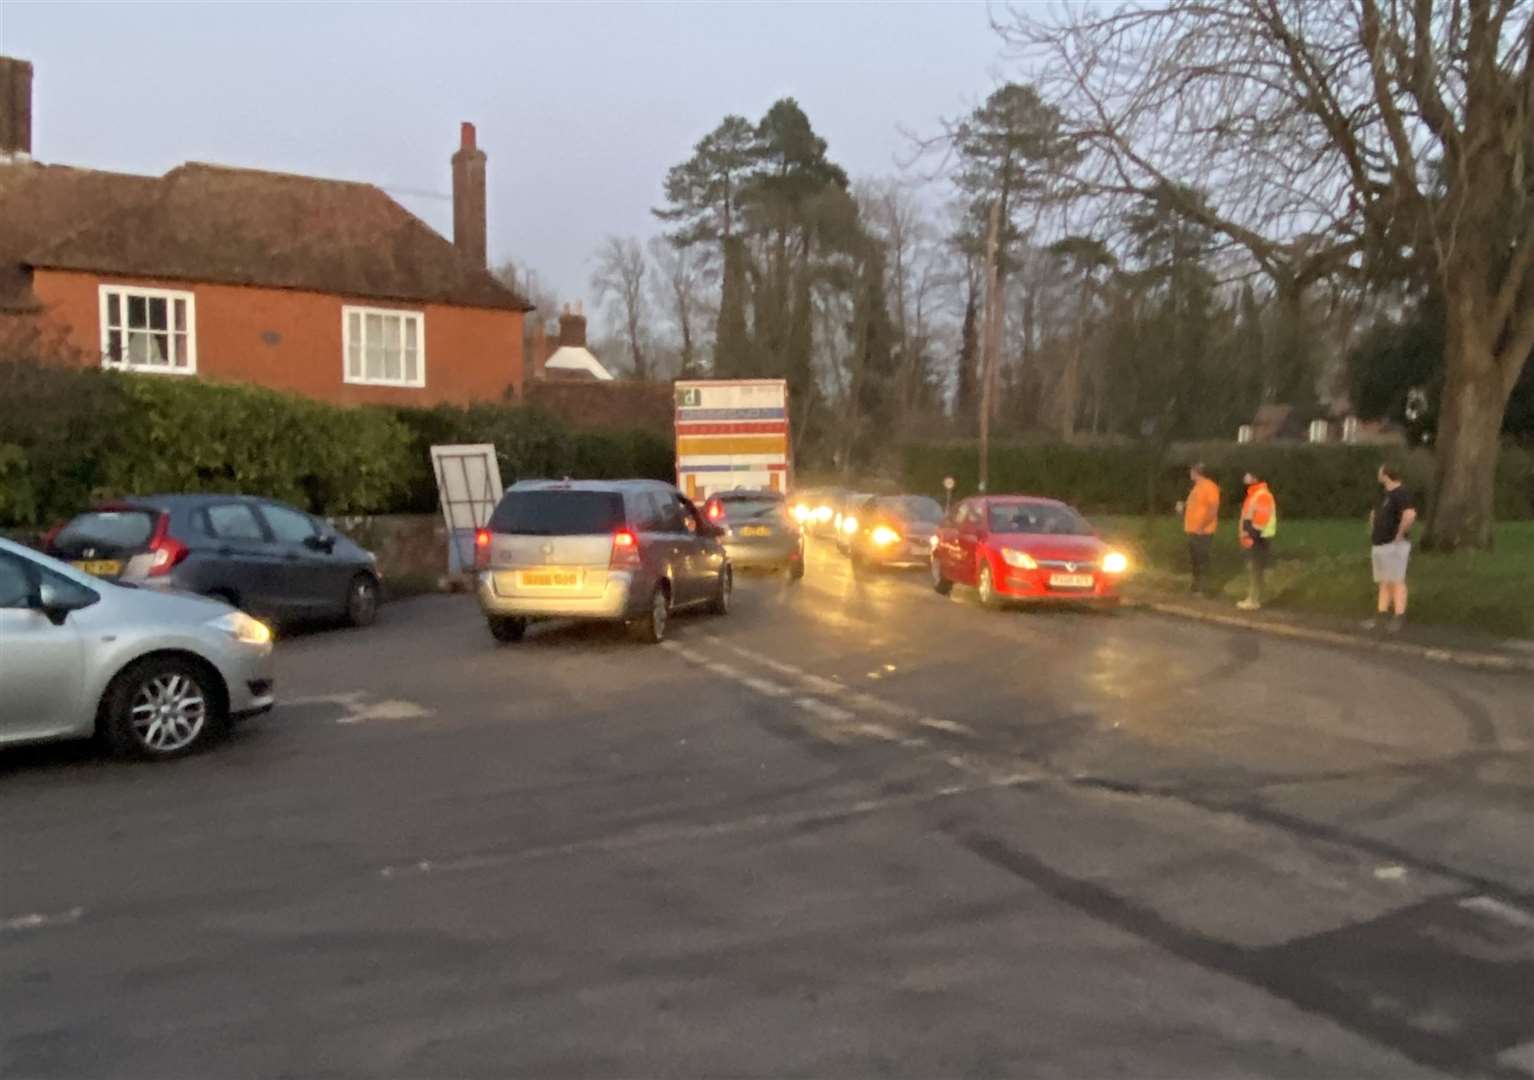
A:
[[451, 121, 487, 267], [0, 56, 34, 164], [558, 302, 587, 349]]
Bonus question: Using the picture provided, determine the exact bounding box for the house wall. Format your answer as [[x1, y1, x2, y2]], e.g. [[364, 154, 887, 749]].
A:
[[28, 269, 523, 406]]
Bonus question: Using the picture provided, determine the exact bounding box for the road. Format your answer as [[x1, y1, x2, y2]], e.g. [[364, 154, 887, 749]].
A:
[[3, 538, 1532, 1079]]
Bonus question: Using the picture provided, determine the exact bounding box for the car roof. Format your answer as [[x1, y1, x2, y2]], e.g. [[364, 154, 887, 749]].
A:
[[507, 479, 679, 494], [85, 493, 280, 511], [980, 495, 1070, 508]]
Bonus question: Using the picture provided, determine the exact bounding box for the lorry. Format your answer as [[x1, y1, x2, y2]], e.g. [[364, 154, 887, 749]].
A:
[[673, 379, 791, 502]]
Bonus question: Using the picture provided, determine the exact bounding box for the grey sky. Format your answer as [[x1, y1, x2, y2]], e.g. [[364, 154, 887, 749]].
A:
[[2, 1, 1004, 314]]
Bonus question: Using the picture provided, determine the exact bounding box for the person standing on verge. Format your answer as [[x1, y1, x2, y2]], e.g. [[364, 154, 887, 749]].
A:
[[1237, 471, 1277, 611], [1365, 463, 1417, 632], [1180, 463, 1221, 595]]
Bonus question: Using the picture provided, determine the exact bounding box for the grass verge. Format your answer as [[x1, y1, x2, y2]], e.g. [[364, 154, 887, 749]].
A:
[[1093, 516, 1534, 641]]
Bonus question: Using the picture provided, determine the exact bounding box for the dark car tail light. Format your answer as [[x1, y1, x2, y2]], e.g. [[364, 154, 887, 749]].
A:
[[145, 513, 189, 577], [40, 521, 65, 551], [610, 529, 642, 570], [474, 527, 492, 570]]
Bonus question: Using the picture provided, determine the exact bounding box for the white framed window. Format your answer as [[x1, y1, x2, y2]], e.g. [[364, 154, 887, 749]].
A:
[[99, 285, 196, 375], [1342, 416, 1360, 444], [1237, 424, 1254, 444], [1308, 418, 1330, 443], [343, 306, 425, 388]]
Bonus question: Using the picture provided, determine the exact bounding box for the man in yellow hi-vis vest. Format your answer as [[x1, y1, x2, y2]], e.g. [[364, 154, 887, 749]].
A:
[[1237, 471, 1277, 611]]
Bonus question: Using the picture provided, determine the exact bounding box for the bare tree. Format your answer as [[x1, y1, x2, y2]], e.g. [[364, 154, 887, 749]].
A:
[[1004, 0, 1534, 549], [590, 236, 650, 381], [648, 236, 712, 379]]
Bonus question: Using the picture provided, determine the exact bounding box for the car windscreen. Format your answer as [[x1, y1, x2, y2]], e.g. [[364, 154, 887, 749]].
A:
[[718, 497, 784, 520], [987, 503, 1092, 536], [877, 496, 942, 523], [489, 491, 626, 535], [51, 509, 158, 553]]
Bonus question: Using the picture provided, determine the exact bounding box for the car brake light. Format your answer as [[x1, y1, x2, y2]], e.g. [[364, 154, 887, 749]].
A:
[[474, 527, 491, 570], [611, 529, 641, 569], [146, 514, 189, 577], [40, 521, 64, 550], [706, 500, 725, 522]]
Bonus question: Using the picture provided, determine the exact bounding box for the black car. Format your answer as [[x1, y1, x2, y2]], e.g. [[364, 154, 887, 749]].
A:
[[849, 494, 945, 568], [45, 494, 381, 626]]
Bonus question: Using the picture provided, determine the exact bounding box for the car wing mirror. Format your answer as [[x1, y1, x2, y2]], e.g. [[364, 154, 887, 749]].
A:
[[304, 533, 337, 553], [35, 583, 90, 626]]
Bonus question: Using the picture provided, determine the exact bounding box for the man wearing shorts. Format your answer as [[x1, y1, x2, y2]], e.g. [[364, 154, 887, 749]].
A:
[[1366, 464, 1417, 632]]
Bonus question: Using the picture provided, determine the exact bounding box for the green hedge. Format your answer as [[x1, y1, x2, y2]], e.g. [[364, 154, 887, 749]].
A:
[[0, 361, 675, 527], [901, 441, 1534, 520]]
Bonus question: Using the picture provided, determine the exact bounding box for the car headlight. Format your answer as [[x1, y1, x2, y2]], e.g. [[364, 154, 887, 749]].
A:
[[929, 534, 940, 550], [792, 504, 810, 523], [815, 505, 833, 522], [871, 526, 901, 546], [209, 610, 273, 645], [841, 515, 859, 535], [1000, 548, 1038, 570], [1102, 551, 1129, 574]]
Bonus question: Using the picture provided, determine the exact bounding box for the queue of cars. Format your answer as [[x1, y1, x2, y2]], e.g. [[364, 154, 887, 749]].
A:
[[5, 475, 1127, 761]]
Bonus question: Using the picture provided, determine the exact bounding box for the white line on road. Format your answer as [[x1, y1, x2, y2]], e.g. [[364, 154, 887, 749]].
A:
[[1459, 895, 1534, 928], [1, 906, 84, 933], [920, 716, 977, 737], [739, 675, 791, 698], [794, 697, 854, 724], [377, 775, 1033, 880]]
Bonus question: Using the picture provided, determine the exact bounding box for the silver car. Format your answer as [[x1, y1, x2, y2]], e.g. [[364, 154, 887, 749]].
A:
[[0, 538, 275, 759], [474, 479, 731, 644]]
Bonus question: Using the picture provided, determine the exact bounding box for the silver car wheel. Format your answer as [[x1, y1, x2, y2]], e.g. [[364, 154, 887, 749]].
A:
[[978, 564, 996, 607], [129, 673, 208, 753]]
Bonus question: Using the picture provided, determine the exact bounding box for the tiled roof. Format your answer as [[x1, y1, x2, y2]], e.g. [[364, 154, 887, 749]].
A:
[[1, 161, 529, 312]]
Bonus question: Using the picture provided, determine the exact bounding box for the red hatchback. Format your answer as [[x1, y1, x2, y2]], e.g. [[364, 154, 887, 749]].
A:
[[930, 496, 1128, 606]]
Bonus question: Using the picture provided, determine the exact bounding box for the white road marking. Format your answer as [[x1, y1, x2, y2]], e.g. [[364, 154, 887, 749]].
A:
[[794, 697, 854, 724], [282, 691, 432, 725], [1, 906, 84, 933], [1459, 895, 1534, 928], [1373, 865, 1408, 881], [920, 716, 976, 737], [739, 675, 791, 698], [378, 775, 1031, 880], [701, 661, 743, 679], [1499, 1038, 1534, 1072]]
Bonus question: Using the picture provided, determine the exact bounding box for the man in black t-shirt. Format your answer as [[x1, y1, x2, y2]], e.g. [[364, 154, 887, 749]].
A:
[[1365, 463, 1417, 632]]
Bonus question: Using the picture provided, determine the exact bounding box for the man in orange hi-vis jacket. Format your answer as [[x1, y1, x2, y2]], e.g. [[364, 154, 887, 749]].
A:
[[1237, 471, 1277, 611], [1179, 463, 1221, 595]]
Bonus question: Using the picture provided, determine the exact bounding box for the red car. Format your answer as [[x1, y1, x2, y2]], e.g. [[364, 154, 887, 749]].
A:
[[930, 495, 1128, 607]]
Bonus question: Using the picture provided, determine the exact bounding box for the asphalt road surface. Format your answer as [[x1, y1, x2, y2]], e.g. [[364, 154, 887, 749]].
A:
[[3, 539, 1532, 1080]]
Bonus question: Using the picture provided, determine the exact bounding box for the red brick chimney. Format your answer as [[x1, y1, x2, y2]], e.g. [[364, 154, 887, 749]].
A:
[[0, 56, 34, 164], [558, 301, 587, 349], [451, 121, 486, 267]]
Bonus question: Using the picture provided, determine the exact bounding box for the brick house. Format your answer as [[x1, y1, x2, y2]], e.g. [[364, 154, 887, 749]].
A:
[[0, 56, 529, 406]]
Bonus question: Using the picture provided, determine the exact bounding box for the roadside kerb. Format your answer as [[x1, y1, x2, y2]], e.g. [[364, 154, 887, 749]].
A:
[[1135, 599, 1534, 674]]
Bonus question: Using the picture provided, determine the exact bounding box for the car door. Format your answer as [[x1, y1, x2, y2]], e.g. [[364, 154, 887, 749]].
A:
[[257, 502, 341, 616], [0, 551, 88, 743], [669, 495, 711, 605], [955, 501, 985, 584], [200, 501, 281, 613], [681, 496, 726, 600]]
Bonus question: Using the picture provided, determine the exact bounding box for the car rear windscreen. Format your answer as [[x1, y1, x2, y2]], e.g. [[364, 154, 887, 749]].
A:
[[719, 498, 783, 520], [52, 510, 158, 553], [489, 491, 626, 535]]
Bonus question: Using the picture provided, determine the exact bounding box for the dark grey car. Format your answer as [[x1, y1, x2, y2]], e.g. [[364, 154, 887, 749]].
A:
[[474, 479, 731, 644], [704, 489, 804, 579], [46, 495, 381, 627]]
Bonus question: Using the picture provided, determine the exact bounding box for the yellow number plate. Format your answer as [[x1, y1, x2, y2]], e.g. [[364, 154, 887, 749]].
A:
[[1048, 573, 1094, 589], [72, 559, 123, 577], [740, 526, 771, 537], [518, 570, 580, 588]]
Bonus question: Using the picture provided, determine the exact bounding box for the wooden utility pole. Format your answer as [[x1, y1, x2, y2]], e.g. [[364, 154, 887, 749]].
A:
[[977, 200, 1002, 493]]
